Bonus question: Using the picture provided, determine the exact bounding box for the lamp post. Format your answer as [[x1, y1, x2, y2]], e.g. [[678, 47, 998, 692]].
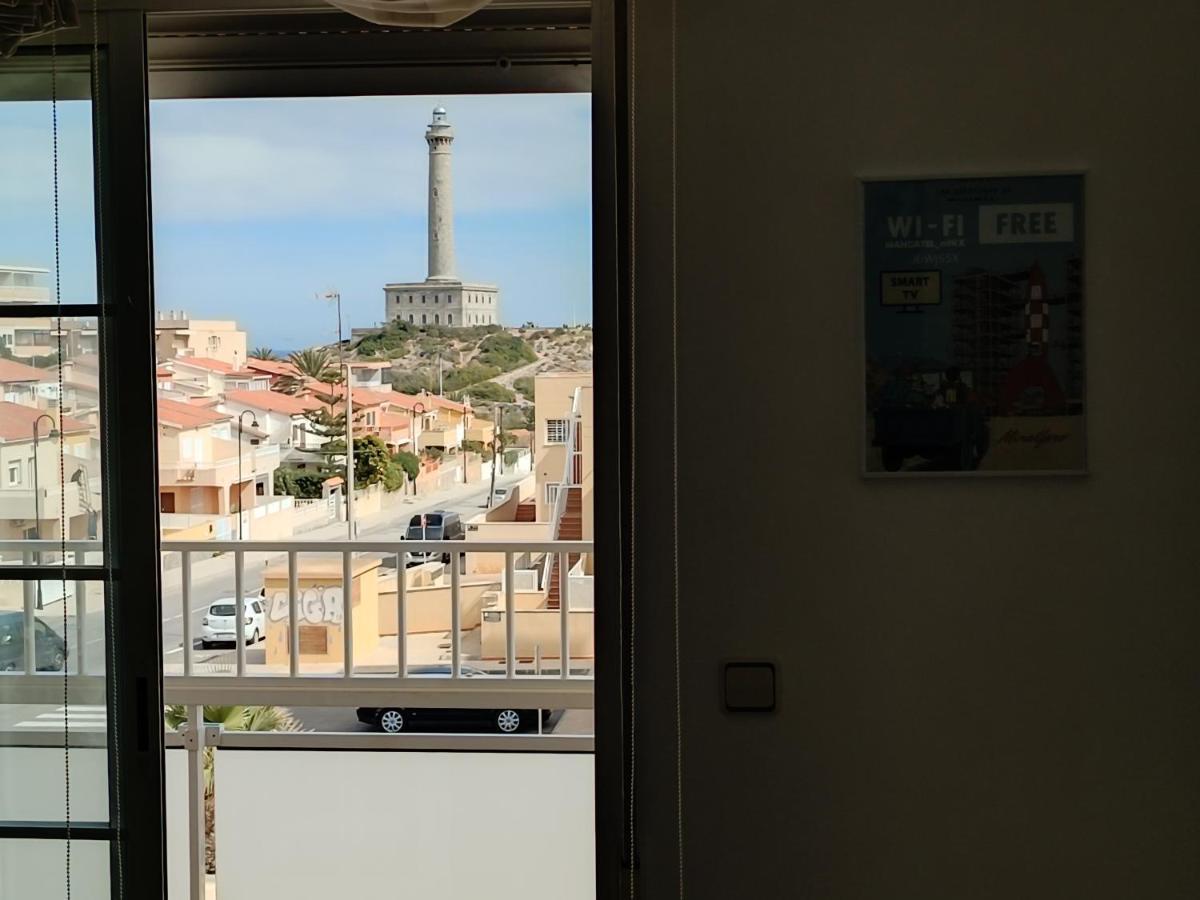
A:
[[320, 290, 356, 538], [236, 410, 259, 541], [31, 413, 60, 610]]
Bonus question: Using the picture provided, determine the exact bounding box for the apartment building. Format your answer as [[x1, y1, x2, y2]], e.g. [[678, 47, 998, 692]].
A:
[[0, 401, 98, 540], [533, 372, 592, 535], [164, 355, 271, 398], [156, 396, 280, 517], [154, 311, 248, 368], [219, 388, 326, 464]]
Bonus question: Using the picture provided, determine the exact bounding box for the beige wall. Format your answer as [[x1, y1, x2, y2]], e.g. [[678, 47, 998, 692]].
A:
[[262, 560, 380, 667], [533, 373, 593, 535], [479, 608, 593, 662], [625, 2, 1200, 898], [465, 521, 551, 574], [377, 575, 495, 636], [155, 320, 247, 367]]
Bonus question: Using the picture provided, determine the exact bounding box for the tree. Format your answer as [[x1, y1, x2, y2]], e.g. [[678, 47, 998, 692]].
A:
[[352, 434, 392, 488], [393, 449, 421, 493], [277, 347, 338, 394], [248, 346, 277, 360], [165, 705, 302, 872], [273, 466, 325, 499]]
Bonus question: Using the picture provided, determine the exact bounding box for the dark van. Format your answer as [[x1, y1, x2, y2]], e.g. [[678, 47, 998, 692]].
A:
[[404, 510, 466, 564], [0, 610, 68, 672]]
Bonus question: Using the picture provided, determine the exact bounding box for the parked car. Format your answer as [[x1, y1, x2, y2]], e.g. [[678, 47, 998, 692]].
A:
[[403, 510, 466, 565], [357, 665, 550, 734], [200, 593, 266, 648], [0, 610, 67, 672]]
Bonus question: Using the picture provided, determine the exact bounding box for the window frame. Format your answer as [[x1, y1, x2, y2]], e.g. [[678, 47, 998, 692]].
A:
[[2, 5, 628, 898], [545, 417, 569, 444]]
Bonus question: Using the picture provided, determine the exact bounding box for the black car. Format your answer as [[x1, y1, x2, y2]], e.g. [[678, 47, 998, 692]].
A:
[[403, 510, 466, 565], [0, 610, 68, 672], [357, 665, 549, 734]]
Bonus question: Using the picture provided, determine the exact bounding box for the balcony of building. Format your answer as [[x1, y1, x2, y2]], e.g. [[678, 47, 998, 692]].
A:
[[0, 535, 593, 899]]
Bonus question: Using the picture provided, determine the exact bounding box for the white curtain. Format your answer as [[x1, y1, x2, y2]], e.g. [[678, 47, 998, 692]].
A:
[[0, 0, 77, 58], [325, 0, 493, 28]]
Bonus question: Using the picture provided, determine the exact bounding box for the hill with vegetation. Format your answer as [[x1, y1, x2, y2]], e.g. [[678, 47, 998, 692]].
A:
[[347, 321, 592, 426]]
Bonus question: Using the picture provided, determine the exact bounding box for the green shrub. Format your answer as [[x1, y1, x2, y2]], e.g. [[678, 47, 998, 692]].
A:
[[459, 381, 514, 403], [356, 320, 413, 357], [513, 375, 535, 399], [274, 467, 326, 499], [476, 333, 536, 372]]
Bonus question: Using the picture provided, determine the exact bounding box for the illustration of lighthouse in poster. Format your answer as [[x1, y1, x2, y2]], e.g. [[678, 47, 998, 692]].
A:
[[863, 175, 1086, 475]]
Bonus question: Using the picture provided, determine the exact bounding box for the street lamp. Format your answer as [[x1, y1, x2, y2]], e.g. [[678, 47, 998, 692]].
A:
[[319, 290, 356, 539], [31, 413, 60, 610], [236, 410, 259, 541]]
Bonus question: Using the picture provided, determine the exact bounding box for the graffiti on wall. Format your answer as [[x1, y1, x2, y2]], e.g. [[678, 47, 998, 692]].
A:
[[268, 585, 345, 626]]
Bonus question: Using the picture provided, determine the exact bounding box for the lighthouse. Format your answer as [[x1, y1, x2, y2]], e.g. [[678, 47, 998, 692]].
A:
[[383, 107, 501, 328], [426, 106, 457, 282]]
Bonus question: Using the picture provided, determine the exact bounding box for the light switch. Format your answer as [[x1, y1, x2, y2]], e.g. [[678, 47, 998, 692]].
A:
[[724, 661, 776, 712]]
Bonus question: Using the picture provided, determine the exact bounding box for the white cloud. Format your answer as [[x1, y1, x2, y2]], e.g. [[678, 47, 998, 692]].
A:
[[149, 94, 590, 223]]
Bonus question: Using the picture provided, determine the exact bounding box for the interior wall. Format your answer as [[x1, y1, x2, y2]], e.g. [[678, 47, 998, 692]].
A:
[[630, 1, 1200, 897]]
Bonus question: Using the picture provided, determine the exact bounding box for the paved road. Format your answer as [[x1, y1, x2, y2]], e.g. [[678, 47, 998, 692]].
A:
[[160, 469, 529, 667]]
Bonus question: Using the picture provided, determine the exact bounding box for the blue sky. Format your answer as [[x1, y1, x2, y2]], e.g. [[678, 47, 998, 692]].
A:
[[1, 94, 592, 350]]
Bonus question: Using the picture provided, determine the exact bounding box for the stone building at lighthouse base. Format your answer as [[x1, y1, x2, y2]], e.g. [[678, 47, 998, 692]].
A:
[[384, 281, 500, 328]]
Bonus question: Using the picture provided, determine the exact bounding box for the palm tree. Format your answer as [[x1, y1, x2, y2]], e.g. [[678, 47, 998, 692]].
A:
[[165, 705, 302, 872], [276, 347, 339, 394], [248, 346, 277, 360]]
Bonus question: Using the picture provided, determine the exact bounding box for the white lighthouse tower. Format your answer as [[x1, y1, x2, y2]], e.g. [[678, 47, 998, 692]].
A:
[[384, 107, 500, 328], [426, 106, 456, 282]]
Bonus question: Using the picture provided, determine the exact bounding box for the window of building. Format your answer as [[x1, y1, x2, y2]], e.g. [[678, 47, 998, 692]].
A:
[[434, 313, 440, 324], [422, 294, 426, 303], [422, 314, 427, 324], [544, 481, 564, 506], [447, 313, 453, 325], [409, 314, 415, 323], [545, 418, 569, 444], [7, 460, 20, 485]]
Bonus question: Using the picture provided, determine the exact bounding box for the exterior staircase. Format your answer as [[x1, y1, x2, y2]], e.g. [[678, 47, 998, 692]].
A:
[[547, 486, 582, 609], [515, 500, 537, 522]]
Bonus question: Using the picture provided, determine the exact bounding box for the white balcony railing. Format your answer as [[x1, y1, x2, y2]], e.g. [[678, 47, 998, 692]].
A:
[[0, 536, 595, 900]]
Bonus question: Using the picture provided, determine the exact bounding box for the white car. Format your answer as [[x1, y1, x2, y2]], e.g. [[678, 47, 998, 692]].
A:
[[200, 596, 266, 648]]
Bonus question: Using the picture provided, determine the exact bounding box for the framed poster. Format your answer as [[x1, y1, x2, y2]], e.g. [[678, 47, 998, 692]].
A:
[[862, 174, 1085, 475]]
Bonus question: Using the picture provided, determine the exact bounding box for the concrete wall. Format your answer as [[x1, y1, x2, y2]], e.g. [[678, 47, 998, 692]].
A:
[[627, 2, 1200, 898]]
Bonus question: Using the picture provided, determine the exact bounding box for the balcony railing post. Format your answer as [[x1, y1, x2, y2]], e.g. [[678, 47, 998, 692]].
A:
[[396, 553, 407, 678], [74, 579, 87, 675], [450, 550, 461, 678], [234, 549, 246, 677], [179, 552, 193, 676], [185, 703, 206, 900], [22, 550, 35, 676], [287, 550, 299, 677], [342, 550, 354, 678], [559, 550, 570, 679], [504, 551, 516, 679]]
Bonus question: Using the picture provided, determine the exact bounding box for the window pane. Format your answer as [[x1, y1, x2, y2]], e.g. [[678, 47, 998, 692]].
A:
[[0, 66, 105, 560], [0, 63, 111, 856], [0, 839, 109, 899]]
